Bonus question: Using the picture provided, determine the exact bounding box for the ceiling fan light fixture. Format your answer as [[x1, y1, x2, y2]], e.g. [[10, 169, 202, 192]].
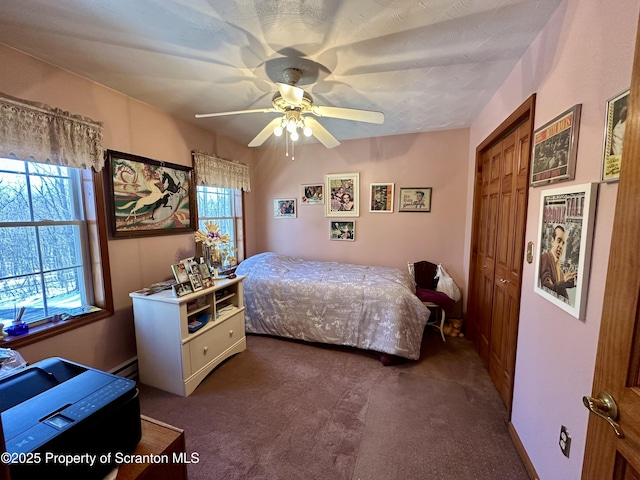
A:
[[196, 68, 384, 152]]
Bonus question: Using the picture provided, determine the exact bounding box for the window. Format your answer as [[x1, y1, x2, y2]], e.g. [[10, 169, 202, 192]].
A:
[[0, 158, 94, 325], [196, 185, 244, 266], [0, 158, 112, 345]]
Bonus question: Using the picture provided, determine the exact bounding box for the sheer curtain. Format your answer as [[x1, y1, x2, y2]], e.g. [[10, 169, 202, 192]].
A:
[[0, 92, 104, 171], [192, 150, 251, 192]]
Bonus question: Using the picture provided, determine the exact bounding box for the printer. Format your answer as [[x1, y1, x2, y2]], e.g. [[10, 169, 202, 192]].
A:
[[1, 357, 141, 480]]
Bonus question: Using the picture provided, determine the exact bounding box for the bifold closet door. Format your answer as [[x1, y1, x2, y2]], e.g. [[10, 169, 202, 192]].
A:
[[488, 119, 531, 409], [468, 101, 532, 412]]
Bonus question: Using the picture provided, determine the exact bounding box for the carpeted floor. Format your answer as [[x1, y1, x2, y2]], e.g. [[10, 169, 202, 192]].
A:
[[137, 330, 529, 480]]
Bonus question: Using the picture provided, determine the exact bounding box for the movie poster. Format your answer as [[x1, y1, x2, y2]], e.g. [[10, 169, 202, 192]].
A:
[[530, 105, 581, 187], [534, 183, 598, 320]]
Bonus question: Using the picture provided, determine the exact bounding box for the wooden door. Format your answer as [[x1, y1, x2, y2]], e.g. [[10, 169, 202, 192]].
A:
[[488, 120, 531, 409], [488, 130, 514, 390], [582, 12, 640, 479], [476, 147, 499, 366], [467, 96, 534, 411]]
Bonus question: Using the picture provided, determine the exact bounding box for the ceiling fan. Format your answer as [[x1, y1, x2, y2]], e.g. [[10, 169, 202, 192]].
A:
[[195, 68, 384, 149]]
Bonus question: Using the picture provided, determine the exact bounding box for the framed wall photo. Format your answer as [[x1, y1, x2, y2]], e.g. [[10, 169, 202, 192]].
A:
[[602, 88, 629, 182], [398, 187, 432, 212], [369, 183, 394, 213], [104, 150, 195, 238], [326, 172, 359, 217], [530, 104, 582, 187], [330, 221, 355, 241], [533, 182, 598, 320], [300, 183, 324, 205], [274, 198, 297, 218]]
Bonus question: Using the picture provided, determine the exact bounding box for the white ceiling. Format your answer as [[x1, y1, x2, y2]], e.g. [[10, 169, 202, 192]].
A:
[[0, 0, 562, 148]]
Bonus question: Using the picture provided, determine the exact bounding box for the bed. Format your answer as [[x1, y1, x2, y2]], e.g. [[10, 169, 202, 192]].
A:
[[234, 252, 430, 360]]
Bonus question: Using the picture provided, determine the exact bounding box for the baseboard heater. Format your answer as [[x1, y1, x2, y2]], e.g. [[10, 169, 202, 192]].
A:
[[109, 356, 138, 380]]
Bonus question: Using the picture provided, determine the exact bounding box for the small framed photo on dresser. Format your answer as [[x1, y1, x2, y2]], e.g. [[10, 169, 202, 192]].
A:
[[172, 282, 193, 297], [198, 263, 212, 280], [171, 263, 189, 284], [189, 273, 204, 292]]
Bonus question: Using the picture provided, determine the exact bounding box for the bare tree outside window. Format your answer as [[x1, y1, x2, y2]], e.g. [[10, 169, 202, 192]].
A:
[[0, 158, 89, 325]]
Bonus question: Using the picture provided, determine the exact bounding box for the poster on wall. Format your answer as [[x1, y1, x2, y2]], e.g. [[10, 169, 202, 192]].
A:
[[369, 183, 394, 213], [330, 221, 355, 241], [274, 198, 297, 218], [300, 183, 324, 205], [601, 88, 630, 182], [325, 172, 359, 217], [530, 104, 581, 187], [398, 187, 432, 212], [533, 183, 598, 320], [104, 150, 195, 238]]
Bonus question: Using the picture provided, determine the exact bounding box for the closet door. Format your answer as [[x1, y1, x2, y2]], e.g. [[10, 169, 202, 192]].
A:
[[467, 96, 534, 412], [476, 145, 501, 367], [488, 119, 531, 409]]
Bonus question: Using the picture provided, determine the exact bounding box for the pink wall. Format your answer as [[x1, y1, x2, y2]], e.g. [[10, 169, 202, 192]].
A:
[[468, 0, 639, 478], [0, 41, 470, 373], [252, 129, 471, 284], [5, 3, 626, 474], [0, 44, 258, 372]]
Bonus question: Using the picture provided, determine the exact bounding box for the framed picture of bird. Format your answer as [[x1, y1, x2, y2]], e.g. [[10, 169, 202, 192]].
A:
[[104, 150, 195, 238]]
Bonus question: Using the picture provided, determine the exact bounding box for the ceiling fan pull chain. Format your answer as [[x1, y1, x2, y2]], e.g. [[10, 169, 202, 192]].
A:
[[285, 129, 289, 157]]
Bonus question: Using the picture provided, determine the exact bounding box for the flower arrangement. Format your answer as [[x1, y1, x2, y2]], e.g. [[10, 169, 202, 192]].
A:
[[195, 221, 237, 269]]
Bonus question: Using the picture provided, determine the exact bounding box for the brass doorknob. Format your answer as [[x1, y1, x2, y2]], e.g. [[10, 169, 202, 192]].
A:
[[582, 392, 624, 438]]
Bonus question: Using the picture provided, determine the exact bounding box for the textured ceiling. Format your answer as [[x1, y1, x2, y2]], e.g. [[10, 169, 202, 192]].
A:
[[0, 0, 562, 148]]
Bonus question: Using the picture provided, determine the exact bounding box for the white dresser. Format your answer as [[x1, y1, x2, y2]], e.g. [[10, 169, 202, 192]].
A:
[[130, 275, 246, 396]]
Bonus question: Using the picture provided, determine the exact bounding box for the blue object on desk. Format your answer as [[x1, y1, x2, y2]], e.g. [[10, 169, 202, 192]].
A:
[[6, 323, 29, 336]]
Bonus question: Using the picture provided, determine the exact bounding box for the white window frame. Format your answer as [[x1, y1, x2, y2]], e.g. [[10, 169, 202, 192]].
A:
[[195, 185, 244, 267], [0, 159, 95, 326]]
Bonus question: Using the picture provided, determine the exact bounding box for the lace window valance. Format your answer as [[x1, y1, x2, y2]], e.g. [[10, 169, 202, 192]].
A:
[[193, 151, 251, 192], [0, 92, 104, 171]]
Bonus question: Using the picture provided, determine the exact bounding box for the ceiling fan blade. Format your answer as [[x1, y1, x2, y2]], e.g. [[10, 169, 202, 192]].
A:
[[276, 82, 304, 105], [311, 105, 384, 124], [195, 107, 276, 119], [304, 116, 340, 149], [248, 118, 282, 147]]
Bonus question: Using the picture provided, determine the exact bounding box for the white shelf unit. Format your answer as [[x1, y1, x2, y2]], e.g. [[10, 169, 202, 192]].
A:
[[130, 275, 246, 396]]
